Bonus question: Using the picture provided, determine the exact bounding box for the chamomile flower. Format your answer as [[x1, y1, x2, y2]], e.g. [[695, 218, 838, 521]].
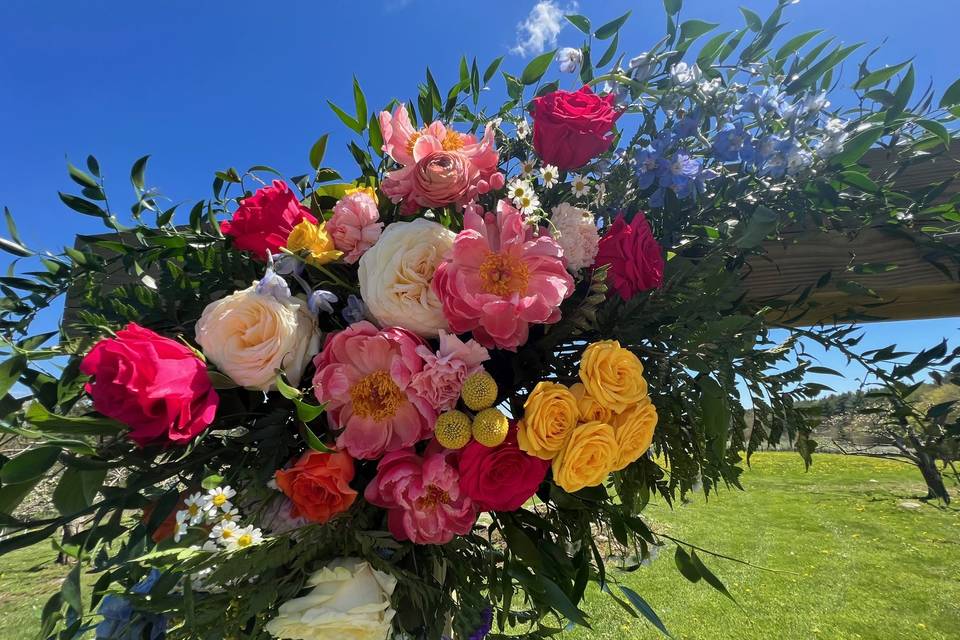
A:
[[207, 486, 236, 513], [539, 164, 559, 189], [520, 159, 537, 177], [174, 521, 189, 543], [210, 520, 240, 547], [183, 492, 211, 525], [570, 174, 591, 198], [228, 526, 264, 551], [516, 119, 530, 139], [507, 179, 533, 203], [218, 507, 240, 523], [515, 192, 541, 216]]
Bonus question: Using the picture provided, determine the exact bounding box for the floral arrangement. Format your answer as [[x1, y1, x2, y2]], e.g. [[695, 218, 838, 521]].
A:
[[1, 2, 959, 639]]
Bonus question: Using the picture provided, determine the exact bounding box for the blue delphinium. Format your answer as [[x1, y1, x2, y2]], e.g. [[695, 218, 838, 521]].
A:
[[712, 122, 753, 162], [307, 289, 338, 315], [342, 294, 367, 324], [96, 569, 167, 640], [672, 109, 702, 139]]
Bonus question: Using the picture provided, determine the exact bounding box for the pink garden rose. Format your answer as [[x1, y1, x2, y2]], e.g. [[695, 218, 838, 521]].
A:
[[312, 321, 436, 460], [379, 106, 505, 215], [220, 180, 317, 260], [409, 331, 490, 411], [364, 445, 476, 545], [432, 200, 575, 350], [326, 191, 383, 264]]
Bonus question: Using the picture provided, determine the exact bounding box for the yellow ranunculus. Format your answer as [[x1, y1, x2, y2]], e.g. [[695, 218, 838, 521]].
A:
[[552, 421, 618, 493], [569, 382, 614, 424], [579, 340, 648, 414], [345, 185, 379, 205], [610, 397, 658, 471], [516, 381, 579, 460], [287, 220, 343, 267]]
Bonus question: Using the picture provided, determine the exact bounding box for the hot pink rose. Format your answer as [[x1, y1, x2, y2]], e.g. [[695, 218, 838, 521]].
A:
[[221, 180, 317, 261], [432, 200, 575, 350], [531, 86, 621, 171], [458, 425, 549, 512], [594, 212, 665, 300], [364, 446, 476, 545], [312, 321, 436, 460], [80, 323, 218, 446], [326, 191, 383, 264], [409, 331, 490, 411]]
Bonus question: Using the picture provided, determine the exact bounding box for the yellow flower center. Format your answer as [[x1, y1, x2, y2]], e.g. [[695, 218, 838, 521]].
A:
[[479, 251, 529, 296], [406, 132, 422, 156], [441, 130, 464, 151], [350, 370, 405, 421], [212, 494, 226, 506], [220, 528, 235, 539], [236, 533, 253, 547], [415, 485, 451, 510], [188, 504, 200, 517]]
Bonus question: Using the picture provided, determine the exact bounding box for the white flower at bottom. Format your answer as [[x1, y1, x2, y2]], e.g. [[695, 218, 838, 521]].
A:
[[183, 492, 211, 525], [550, 203, 600, 272], [207, 486, 237, 513], [265, 558, 397, 640], [211, 520, 240, 547]]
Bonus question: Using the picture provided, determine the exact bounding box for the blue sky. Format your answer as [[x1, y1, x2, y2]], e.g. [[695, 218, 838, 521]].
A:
[[1, 0, 958, 395]]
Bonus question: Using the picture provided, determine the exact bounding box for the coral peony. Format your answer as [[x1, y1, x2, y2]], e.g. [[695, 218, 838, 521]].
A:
[[531, 86, 620, 171], [274, 451, 358, 524], [221, 180, 317, 261], [409, 331, 490, 411], [379, 106, 504, 214], [458, 426, 549, 512], [312, 321, 436, 460], [81, 323, 218, 446], [364, 446, 476, 545], [432, 200, 574, 350], [549, 203, 600, 272], [326, 190, 383, 264], [593, 212, 664, 300]]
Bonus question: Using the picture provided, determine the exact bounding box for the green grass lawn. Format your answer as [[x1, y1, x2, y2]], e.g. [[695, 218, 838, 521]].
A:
[[1, 452, 957, 639]]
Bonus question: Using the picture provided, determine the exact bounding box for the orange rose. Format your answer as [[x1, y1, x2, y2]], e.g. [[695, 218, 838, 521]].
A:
[[274, 451, 358, 524]]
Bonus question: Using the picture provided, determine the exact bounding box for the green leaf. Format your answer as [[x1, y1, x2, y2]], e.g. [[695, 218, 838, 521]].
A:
[[86, 155, 101, 177], [5, 207, 24, 245], [58, 192, 105, 217], [309, 134, 329, 170], [786, 43, 862, 94], [130, 154, 150, 192], [662, 0, 682, 16], [735, 206, 778, 248], [67, 161, 99, 189], [201, 474, 223, 490], [679, 19, 719, 44], [0, 445, 61, 485], [620, 586, 674, 638], [697, 30, 733, 66], [275, 374, 301, 399], [831, 127, 882, 166], [565, 14, 590, 35], [887, 64, 915, 120], [53, 467, 106, 516], [541, 576, 590, 627], [839, 170, 879, 192], [674, 546, 702, 583], [62, 564, 83, 614], [698, 376, 729, 465], [854, 60, 912, 90], [940, 77, 960, 108], [368, 114, 384, 156], [521, 49, 557, 85], [917, 119, 951, 147], [483, 56, 504, 85], [503, 72, 523, 102], [0, 477, 41, 514], [0, 237, 31, 257], [352, 77, 367, 129], [594, 10, 631, 40], [597, 33, 619, 68], [690, 550, 737, 602], [502, 523, 544, 573], [25, 403, 125, 437], [0, 354, 26, 398], [301, 423, 334, 453], [295, 399, 326, 423], [739, 6, 762, 31], [328, 100, 363, 134], [315, 168, 342, 183]]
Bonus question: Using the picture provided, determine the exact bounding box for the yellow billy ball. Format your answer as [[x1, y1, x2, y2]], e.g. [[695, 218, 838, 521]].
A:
[[434, 410, 473, 450], [461, 371, 498, 411], [472, 408, 509, 447]]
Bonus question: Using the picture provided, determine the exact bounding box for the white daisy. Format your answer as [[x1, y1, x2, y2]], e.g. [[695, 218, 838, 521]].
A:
[[200, 540, 220, 553], [539, 164, 559, 189], [228, 526, 264, 551], [516, 119, 530, 139], [183, 492, 211, 525], [218, 507, 240, 523], [210, 520, 240, 547], [520, 159, 537, 177], [507, 179, 533, 203], [174, 521, 189, 543], [207, 486, 236, 513], [570, 174, 591, 198], [516, 193, 541, 216]]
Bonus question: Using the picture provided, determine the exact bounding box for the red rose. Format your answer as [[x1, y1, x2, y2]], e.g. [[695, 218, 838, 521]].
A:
[[80, 323, 218, 446], [531, 86, 620, 171], [274, 451, 358, 524], [594, 212, 665, 300], [457, 426, 549, 512], [220, 179, 317, 260]]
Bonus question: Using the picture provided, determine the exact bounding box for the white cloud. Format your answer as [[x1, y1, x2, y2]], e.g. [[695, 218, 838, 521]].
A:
[[511, 1, 577, 56]]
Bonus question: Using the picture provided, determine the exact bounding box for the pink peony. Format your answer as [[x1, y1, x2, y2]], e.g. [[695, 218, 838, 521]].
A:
[[409, 331, 490, 411], [326, 191, 383, 264], [312, 321, 436, 460], [432, 200, 575, 350], [364, 445, 476, 545], [379, 106, 505, 215]]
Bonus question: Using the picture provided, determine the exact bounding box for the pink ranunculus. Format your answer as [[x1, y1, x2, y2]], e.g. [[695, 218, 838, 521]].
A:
[[379, 106, 504, 215], [409, 331, 490, 411], [80, 323, 218, 446], [364, 445, 476, 545], [220, 180, 317, 261], [432, 199, 575, 351], [326, 191, 383, 264], [312, 321, 437, 460]]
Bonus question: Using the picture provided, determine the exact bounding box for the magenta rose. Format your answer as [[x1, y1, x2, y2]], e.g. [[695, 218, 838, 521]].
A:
[[80, 323, 218, 446], [457, 426, 550, 512], [593, 212, 665, 300], [220, 179, 317, 260], [531, 86, 621, 171]]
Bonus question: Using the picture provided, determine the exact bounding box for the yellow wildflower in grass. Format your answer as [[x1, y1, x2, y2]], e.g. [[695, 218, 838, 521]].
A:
[[579, 340, 648, 414], [516, 381, 579, 460], [552, 420, 618, 493], [287, 220, 342, 267]]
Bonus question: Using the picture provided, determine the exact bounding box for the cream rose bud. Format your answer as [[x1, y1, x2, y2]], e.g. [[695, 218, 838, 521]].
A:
[[358, 218, 454, 337], [264, 558, 397, 640], [195, 284, 320, 391]]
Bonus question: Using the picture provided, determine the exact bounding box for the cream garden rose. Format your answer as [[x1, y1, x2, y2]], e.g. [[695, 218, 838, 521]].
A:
[[358, 218, 454, 337], [195, 283, 319, 391], [264, 558, 397, 640]]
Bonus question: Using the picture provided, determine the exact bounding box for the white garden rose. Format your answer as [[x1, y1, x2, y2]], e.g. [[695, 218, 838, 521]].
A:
[[549, 203, 600, 272], [195, 283, 319, 391], [264, 558, 397, 640], [358, 218, 454, 337]]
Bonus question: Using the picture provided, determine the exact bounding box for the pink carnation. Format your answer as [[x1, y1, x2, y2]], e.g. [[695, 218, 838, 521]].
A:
[[312, 321, 436, 460], [432, 200, 575, 351], [379, 106, 505, 215], [364, 445, 476, 545], [409, 331, 490, 411], [326, 191, 383, 264]]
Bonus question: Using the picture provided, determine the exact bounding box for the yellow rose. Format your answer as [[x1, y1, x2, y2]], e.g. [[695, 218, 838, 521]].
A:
[[287, 220, 343, 267], [552, 421, 618, 493], [579, 340, 648, 414], [569, 382, 614, 424], [610, 398, 658, 471], [345, 185, 379, 205], [516, 381, 579, 460]]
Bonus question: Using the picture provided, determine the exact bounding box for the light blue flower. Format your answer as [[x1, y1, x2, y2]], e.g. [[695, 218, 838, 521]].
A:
[[95, 569, 167, 640], [628, 52, 656, 83], [556, 47, 582, 73], [255, 267, 291, 300], [712, 123, 752, 162], [308, 289, 338, 315], [342, 295, 367, 324]]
